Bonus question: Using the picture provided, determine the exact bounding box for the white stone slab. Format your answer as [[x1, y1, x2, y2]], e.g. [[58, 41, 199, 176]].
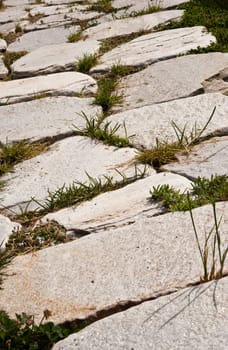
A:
[[163, 136, 228, 179], [91, 27, 216, 73], [113, 0, 189, 12], [0, 7, 26, 24], [84, 10, 183, 40], [0, 55, 8, 79], [115, 53, 228, 110], [53, 277, 228, 350], [0, 202, 227, 324], [0, 96, 102, 143], [105, 93, 228, 149], [11, 40, 100, 78], [42, 173, 192, 231], [203, 67, 228, 96], [0, 136, 140, 211], [0, 214, 21, 249], [0, 72, 98, 105], [8, 26, 80, 52], [0, 38, 7, 51]]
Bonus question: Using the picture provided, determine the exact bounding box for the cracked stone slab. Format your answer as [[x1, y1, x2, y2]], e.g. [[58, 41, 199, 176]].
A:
[[0, 136, 143, 212], [53, 277, 228, 350], [8, 26, 81, 52], [202, 67, 228, 96], [90, 27, 216, 74], [0, 56, 8, 79], [114, 53, 228, 110], [0, 72, 98, 105], [0, 96, 102, 143], [0, 38, 7, 51], [11, 41, 100, 78], [105, 93, 228, 149], [42, 173, 192, 231], [84, 10, 183, 41], [0, 202, 227, 324], [163, 136, 228, 179], [0, 214, 21, 249]]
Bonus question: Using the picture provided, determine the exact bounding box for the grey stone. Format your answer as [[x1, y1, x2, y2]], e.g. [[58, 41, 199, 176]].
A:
[[0, 96, 102, 143], [0, 214, 21, 249], [113, 0, 189, 13], [91, 27, 216, 73], [0, 202, 227, 324], [11, 40, 100, 78], [42, 173, 192, 231], [203, 67, 228, 96], [115, 53, 228, 110], [105, 93, 228, 149], [163, 136, 228, 179], [0, 38, 7, 51], [0, 72, 98, 105], [0, 136, 141, 212], [0, 56, 8, 79], [52, 277, 228, 350], [84, 10, 183, 40], [8, 26, 81, 52], [0, 7, 26, 24]]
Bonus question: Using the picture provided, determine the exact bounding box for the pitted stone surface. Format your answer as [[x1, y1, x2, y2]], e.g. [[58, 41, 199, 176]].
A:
[[105, 93, 228, 149], [0, 38, 7, 51], [0, 137, 141, 212], [42, 173, 192, 231], [0, 56, 8, 79], [163, 136, 228, 179], [11, 41, 100, 78], [0, 202, 227, 324], [91, 27, 216, 73], [84, 10, 184, 40], [0, 72, 98, 105], [0, 214, 21, 249], [0, 96, 102, 143], [53, 277, 228, 350], [8, 26, 81, 52], [114, 53, 228, 110]]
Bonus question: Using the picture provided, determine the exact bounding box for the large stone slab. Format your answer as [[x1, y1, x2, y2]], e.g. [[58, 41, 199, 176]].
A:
[[113, 0, 189, 13], [0, 214, 21, 249], [163, 136, 228, 179], [11, 41, 100, 78], [8, 26, 81, 52], [0, 38, 7, 51], [0, 72, 98, 105], [91, 27, 216, 73], [53, 277, 228, 350], [42, 173, 192, 231], [84, 10, 183, 40], [105, 93, 228, 149], [115, 53, 228, 110], [0, 136, 141, 212], [0, 202, 227, 324], [0, 56, 8, 79], [0, 6, 26, 24], [0, 96, 102, 143]]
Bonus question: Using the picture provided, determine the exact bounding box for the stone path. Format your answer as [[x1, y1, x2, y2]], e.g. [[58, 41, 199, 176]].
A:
[[0, 0, 227, 349]]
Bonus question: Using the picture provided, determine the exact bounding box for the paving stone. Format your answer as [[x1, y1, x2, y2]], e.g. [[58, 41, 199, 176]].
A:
[[53, 277, 228, 350], [0, 214, 21, 249], [11, 40, 100, 78], [113, 0, 189, 12], [0, 202, 227, 324], [0, 96, 102, 143], [163, 136, 228, 179], [29, 5, 70, 17], [105, 93, 228, 149], [84, 10, 183, 40], [0, 6, 27, 24], [0, 136, 141, 212], [202, 67, 228, 96], [114, 53, 228, 110], [42, 173, 192, 231], [0, 38, 7, 51], [0, 55, 8, 79], [91, 27, 216, 74], [0, 72, 98, 105]]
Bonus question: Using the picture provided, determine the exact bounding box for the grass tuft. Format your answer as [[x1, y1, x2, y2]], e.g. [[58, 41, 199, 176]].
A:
[[94, 76, 122, 112], [75, 53, 98, 73], [86, 0, 116, 14], [67, 31, 84, 42], [3, 51, 28, 71]]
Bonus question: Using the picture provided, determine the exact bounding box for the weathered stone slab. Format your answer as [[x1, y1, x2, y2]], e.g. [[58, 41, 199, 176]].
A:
[[0, 96, 102, 143], [105, 93, 228, 149], [0, 137, 141, 212], [53, 277, 228, 350], [203, 67, 228, 96], [42, 173, 192, 231], [163, 136, 228, 179], [91, 27, 216, 73], [0, 6, 26, 24], [11, 41, 100, 78], [0, 72, 98, 105], [8, 26, 81, 52], [0, 56, 8, 79], [0, 214, 21, 249], [0, 38, 7, 51], [84, 10, 183, 40], [113, 0, 189, 12], [0, 202, 227, 324], [115, 53, 228, 110]]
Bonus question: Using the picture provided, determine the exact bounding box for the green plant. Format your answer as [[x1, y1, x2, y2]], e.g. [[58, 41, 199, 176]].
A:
[[15, 24, 22, 33], [129, 3, 162, 17], [94, 76, 122, 112], [75, 53, 98, 73], [3, 51, 28, 71], [86, 0, 116, 14], [67, 31, 84, 42]]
